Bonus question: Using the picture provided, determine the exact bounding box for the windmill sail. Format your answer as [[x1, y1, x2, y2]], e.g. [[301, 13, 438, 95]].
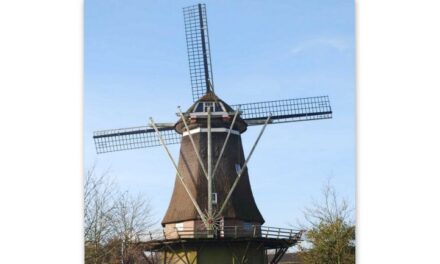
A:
[[183, 3, 214, 102], [93, 126, 180, 154], [232, 96, 332, 125]]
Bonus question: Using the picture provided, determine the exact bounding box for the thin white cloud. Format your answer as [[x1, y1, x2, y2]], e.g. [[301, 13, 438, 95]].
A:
[[290, 37, 351, 55]]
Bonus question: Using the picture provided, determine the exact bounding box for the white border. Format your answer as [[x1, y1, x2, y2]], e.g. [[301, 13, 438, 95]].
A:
[[357, 0, 440, 263], [182, 127, 240, 136], [1, 1, 440, 263], [0, 1, 82, 263]]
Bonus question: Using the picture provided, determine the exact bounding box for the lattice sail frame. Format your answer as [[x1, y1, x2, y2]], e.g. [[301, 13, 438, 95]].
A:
[[93, 126, 181, 154], [93, 96, 332, 153], [183, 3, 214, 102], [234, 96, 332, 124]]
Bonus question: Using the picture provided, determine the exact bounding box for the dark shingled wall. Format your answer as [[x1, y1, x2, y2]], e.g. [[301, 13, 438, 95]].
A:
[[161, 130, 264, 226]]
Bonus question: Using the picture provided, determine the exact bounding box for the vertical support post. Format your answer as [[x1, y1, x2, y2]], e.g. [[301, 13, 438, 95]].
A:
[[207, 107, 213, 233]]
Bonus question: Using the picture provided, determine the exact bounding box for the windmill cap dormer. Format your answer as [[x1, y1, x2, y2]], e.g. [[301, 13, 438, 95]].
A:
[[187, 91, 233, 112], [175, 91, 248, 134]]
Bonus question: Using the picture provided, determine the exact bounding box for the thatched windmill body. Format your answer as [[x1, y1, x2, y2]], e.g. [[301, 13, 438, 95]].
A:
[[93, 3, 332, 264]]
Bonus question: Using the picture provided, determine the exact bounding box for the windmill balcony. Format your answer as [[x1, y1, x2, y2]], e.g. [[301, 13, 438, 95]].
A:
[[143, 225, 303, 242]]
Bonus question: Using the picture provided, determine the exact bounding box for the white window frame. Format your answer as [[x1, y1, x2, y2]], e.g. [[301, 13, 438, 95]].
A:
[[212, 192, 218, 205], [175, 222, 184, 231], [235, 163, 241, 174]]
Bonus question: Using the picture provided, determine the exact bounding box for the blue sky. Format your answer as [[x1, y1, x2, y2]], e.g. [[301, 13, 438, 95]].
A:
[[84, 0, 355, 228]]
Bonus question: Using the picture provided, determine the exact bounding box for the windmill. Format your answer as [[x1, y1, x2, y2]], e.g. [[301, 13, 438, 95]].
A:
[[93, 3, 332, 264]]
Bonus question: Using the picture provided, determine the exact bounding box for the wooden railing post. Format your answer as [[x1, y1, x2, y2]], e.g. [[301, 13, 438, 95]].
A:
[[253, 225, 257, 237]]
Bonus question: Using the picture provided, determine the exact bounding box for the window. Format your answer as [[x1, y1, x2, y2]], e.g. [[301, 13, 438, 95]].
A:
[[175, 222, 184, 231], [215, 103, 224, 112], [203, 102, 214, 112], [194, 103, 203, 112], [193, 102, 226, 113], [243, 222, 252, 231], [212, 193, 217, 205], [235, 164, 241, 174]]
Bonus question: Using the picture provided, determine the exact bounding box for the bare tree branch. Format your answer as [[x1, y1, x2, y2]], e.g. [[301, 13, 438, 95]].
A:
[[84, 165, 157, 264]]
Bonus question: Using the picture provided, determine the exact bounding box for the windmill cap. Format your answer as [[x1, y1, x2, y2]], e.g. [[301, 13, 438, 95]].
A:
[[174, 91, 248, 134]]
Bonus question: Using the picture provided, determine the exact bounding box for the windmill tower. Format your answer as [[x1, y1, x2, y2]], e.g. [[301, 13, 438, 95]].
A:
[[93, 3, 332, 264]]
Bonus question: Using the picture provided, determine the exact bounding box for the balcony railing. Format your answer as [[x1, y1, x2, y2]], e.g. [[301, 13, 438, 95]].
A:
[[141, 226, 303, 242]]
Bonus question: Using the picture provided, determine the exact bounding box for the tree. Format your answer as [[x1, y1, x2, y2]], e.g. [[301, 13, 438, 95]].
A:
[[84, 166, 156, 264], [84, 166, 116, 264], [297, 182, 355, 264], [113, 192, 155, 264]]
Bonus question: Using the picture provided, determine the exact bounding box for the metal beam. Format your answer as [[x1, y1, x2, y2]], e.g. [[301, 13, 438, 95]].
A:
[[178, 106, 208, 180], [241, 240, 252, 264], [212, 106, 240, 179], [164, 246, 188, 264], [150, 117, 207, 226], [216, 115, 271, 218], [207, 107, 213, 231], [270, 247, 289, 264], [180, 242, 191, 264], [226, 242, 242, 264]]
